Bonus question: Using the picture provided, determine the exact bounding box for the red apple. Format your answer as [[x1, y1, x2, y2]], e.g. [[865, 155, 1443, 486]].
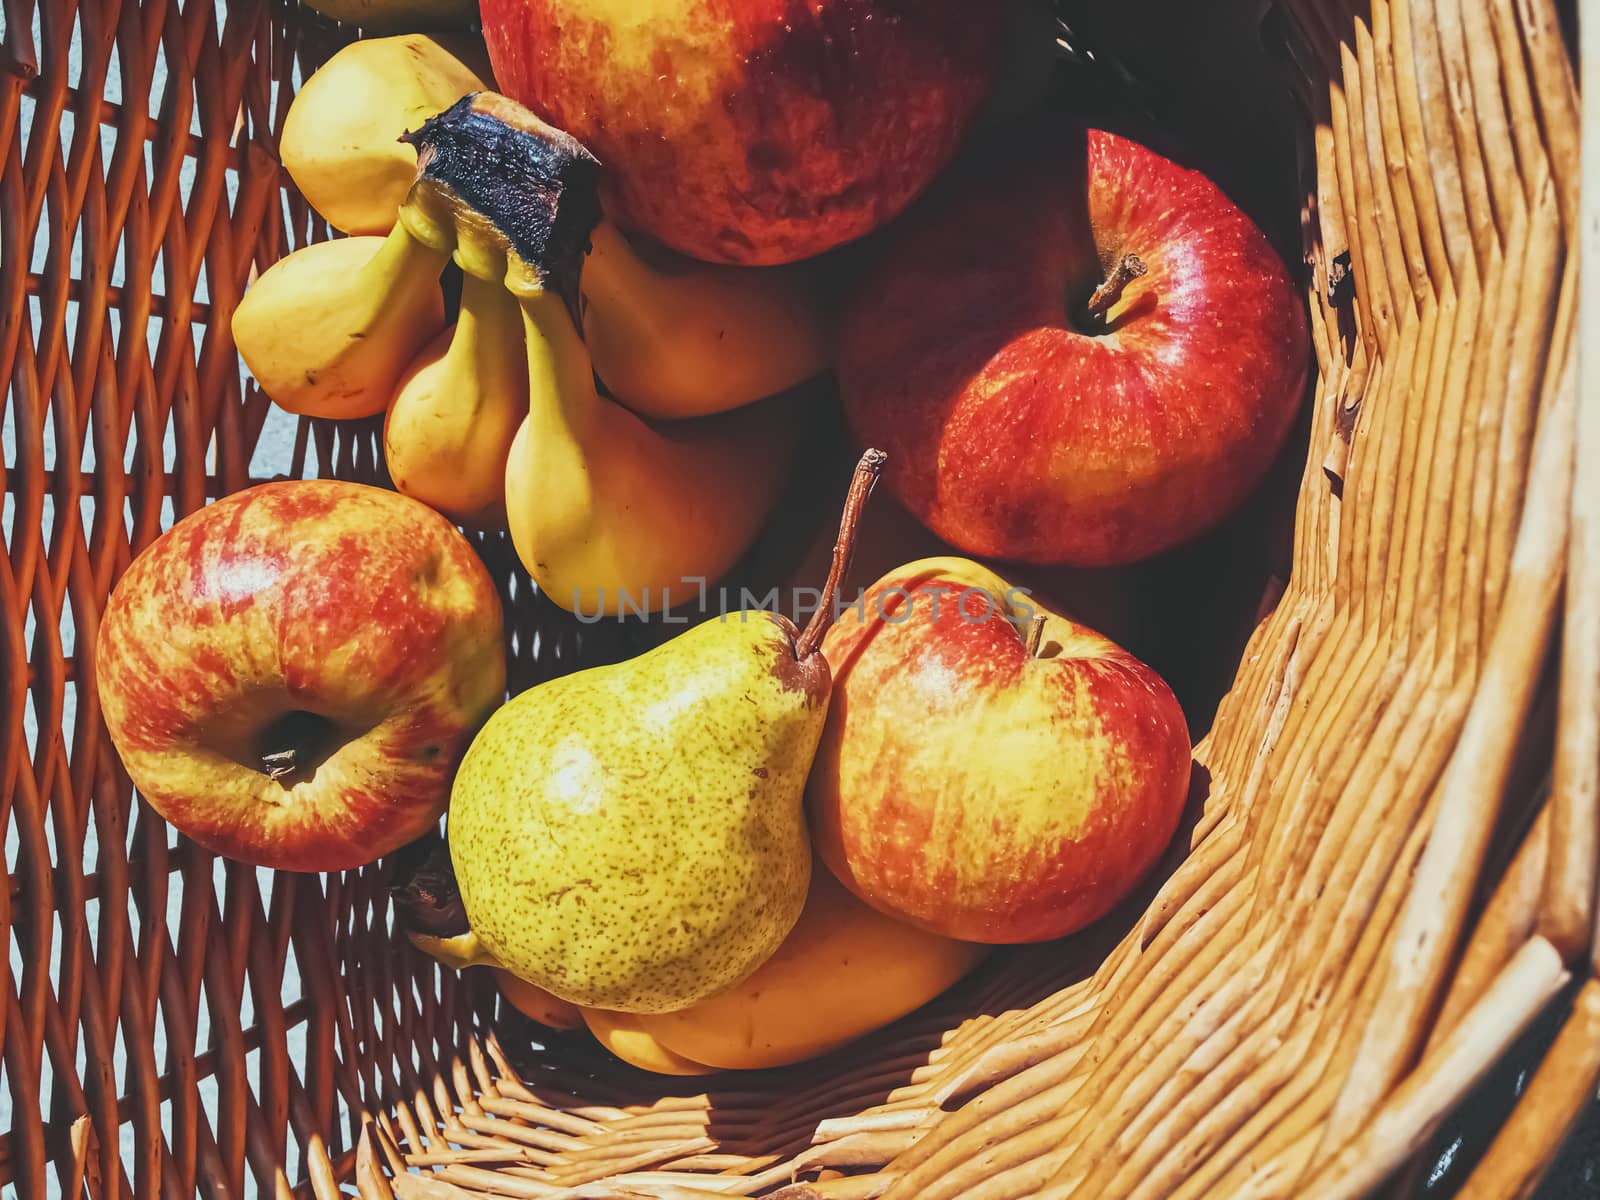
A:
[[477, 0, 1007, 265], [806, 558, 1191, 943], [96, 481, 506, 873], [840, 126, 1309, 566]]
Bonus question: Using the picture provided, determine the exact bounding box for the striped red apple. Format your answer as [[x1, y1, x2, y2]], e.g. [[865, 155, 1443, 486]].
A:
[[478, 0, 1009, 265], [840, 126, 1308, 566], [806, 558, 1192, 943], [96, 480, 505, 873]]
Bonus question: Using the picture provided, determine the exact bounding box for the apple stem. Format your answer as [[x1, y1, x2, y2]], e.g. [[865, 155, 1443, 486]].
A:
[[1025, 614, 1047, 658], [261, 748, 298, 782], [255, 710, 339, 785], [795, 449, 888, 660], [1086, 254, 1148, 318]]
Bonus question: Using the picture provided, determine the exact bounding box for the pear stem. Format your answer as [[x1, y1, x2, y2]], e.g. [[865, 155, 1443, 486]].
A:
[[1086, 253, 1147, 317], [1025, 614, 1047, 658], [795, 449, 887, 660]]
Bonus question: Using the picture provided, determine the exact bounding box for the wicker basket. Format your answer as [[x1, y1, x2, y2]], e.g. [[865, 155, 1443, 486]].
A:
[[2, 0, 1594, 1196]]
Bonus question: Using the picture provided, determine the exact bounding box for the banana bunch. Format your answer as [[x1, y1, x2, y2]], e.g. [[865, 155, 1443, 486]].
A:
[[237, 38, 830, 539]]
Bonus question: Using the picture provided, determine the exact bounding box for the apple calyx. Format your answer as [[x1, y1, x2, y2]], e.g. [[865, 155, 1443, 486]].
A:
[[400, 92, 602, 317], [1085, 253, 1148, 319], [795, 449, 888, 661], [255, 709, 340, 785]]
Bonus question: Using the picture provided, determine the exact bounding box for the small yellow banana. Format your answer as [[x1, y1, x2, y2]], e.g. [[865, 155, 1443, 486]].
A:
[[495, 969, 584, 1031], [403, 929, 584, 1031], [282, 34, 490, 236], [385, 242, 528, 526], [233, 217, 449, 419], [618, 866, 987, 1072], [581, 1009, 716, 1077], [581, 222, 832, 419]]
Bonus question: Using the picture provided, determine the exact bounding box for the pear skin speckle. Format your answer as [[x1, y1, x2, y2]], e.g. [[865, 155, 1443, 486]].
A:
[[448, 611, 829, 1013]]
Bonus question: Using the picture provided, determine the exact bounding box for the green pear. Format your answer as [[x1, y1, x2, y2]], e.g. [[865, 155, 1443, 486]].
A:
[[448, 451, 886, 1013]]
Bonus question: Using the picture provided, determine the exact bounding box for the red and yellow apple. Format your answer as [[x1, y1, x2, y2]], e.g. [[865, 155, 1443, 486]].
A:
[[478, 0, 1008, 264], [840, 126, 1309, 566], [96, 481, 505, 873], [806, 558, 1191, 943]]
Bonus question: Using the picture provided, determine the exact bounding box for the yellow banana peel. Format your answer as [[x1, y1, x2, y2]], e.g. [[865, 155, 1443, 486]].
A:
[[282, 33, 490, 235], [232, 219, 448, 420], [385, 256, 528, 526]]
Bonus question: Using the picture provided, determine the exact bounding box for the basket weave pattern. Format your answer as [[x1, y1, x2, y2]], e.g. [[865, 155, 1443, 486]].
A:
[[2, 0, 1594, 1197]]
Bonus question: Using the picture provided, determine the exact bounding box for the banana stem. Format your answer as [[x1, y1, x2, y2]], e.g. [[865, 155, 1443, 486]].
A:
[[450, 271, 491, 368], [517, 285, 602, 436], [795, 449, 888, 660], [382, 205, 459, 294], [402, 93, 600, 314], [454, 269, 525, 380]]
